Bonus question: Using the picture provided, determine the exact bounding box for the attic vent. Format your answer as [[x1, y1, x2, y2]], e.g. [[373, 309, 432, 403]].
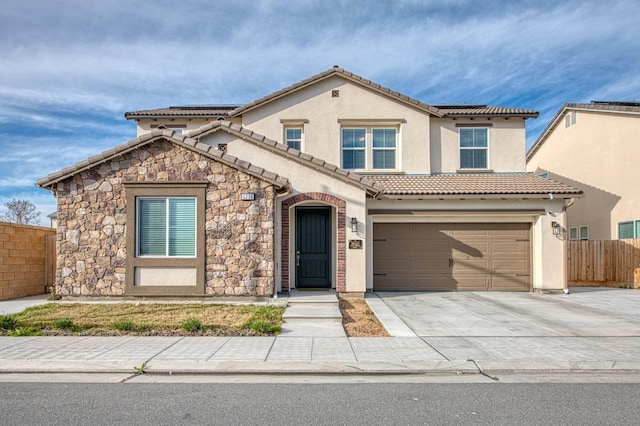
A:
[[218, 143, 227, 153], [332, 90, 340, 98]]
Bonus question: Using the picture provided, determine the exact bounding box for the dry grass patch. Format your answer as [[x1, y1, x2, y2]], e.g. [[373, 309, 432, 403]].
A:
[[339, 298, 389, 337], [4, 303, 284, 336]]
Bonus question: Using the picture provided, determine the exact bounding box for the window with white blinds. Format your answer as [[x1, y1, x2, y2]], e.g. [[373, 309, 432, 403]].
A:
[[137, 197, 196, 257]]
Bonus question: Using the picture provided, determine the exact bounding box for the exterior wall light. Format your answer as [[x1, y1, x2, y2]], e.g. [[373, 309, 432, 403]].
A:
[[351, 217, 358, 232], [552, 221, 563, 236]]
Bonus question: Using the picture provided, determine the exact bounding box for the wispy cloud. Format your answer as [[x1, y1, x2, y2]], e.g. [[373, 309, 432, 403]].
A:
[[1, 0, 639, 218]]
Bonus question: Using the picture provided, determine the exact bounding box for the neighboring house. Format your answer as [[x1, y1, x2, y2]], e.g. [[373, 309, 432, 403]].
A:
[[37, 66, 581, 297], [527, 101, 640, 241]]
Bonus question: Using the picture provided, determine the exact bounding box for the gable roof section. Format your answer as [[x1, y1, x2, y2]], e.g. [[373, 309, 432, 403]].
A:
[[124, 105, 240, 119], [36, 129, 290, 190], [527, 101, 640, 160], [435, 105, 539, 119], [369, 173, 582, 199], [187, 120, 384, 196], [229, 66, 444, 118]]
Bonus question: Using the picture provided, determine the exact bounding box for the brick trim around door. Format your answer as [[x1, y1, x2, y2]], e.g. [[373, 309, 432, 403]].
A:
[[281, 193, 346, 292]]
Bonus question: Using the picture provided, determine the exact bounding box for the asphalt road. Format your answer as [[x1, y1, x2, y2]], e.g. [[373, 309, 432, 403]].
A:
[[2, 383, 639, 425]]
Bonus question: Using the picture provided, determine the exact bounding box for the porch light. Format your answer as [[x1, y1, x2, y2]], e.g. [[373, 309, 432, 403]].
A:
[[351, 217, 358, 232], [551, 221, 563, 236]]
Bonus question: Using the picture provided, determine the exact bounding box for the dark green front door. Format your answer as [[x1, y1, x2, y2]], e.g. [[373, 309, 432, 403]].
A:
[[296, 207, 331, 288]]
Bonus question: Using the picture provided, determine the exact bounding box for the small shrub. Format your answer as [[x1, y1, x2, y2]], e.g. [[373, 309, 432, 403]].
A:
[[0, 315, 19, 331], [113, 319, 135, 331], [181, 318, 202, 332], [53, 318, 74, 330], [246, 319, 280, 334], [9, 327, 41, 337], [363, 308, 373, 315]]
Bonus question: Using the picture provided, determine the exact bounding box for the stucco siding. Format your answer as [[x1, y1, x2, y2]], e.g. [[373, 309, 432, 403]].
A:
[[240, 76, 432, 174], [431, 118, 527, 173], [527, 110, 640, 239]]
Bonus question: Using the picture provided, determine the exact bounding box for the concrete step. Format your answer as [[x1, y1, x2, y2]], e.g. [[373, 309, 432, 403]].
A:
[[279, 321, 346, 337], [283, 305, 343, 323], [287, 291, 340, 304]]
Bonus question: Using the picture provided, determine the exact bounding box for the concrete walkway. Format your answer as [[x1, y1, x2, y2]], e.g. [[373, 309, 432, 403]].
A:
[[1, 288, 640, 376]]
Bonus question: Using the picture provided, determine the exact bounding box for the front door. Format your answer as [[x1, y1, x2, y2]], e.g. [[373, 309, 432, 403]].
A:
[[295, 207, 331, 288]]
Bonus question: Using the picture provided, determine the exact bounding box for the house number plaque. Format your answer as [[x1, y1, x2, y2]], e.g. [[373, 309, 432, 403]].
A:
[[349, 239, 363, 249]]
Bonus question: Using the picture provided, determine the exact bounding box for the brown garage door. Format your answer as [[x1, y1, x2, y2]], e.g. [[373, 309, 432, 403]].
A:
[[373, 223, 531, 291]]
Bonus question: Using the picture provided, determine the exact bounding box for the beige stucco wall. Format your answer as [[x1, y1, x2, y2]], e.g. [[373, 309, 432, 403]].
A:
[[199, 132, 370, 293], [430, 118, 527, 173], [527, 110, 640, 240], [239, 76, 433, 174], [366, 197, 569, 291]]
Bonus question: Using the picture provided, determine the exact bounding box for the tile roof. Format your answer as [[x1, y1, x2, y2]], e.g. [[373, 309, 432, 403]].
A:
[[124, 105, 240, 119], [527, 101, 640, 160], [36, 129, 290, 190], [187, 121, 384, 195], [229, 66, 444, 117], [435, 105, 539, 118], [368, 173, 582, 198]]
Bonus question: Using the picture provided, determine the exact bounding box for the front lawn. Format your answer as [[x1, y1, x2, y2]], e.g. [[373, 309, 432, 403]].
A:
[[0, 303, 284, 336]]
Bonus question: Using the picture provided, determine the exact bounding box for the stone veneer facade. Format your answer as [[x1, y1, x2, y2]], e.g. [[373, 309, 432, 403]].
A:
[[54, 139, 277, 296]]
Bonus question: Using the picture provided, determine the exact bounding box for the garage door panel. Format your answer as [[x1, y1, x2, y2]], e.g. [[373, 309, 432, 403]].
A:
[[491, 275, 530, 291], [374, 274, 456, 291], [492, 259, 529, 271], [373, 223, 531, 292]]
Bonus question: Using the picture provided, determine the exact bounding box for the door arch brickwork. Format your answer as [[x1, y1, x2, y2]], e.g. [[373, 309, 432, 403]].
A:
[[281, 193, 346, 292]]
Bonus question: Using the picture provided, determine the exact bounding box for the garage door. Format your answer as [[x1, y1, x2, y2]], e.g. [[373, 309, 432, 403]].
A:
[[373, 223, 531, 291]]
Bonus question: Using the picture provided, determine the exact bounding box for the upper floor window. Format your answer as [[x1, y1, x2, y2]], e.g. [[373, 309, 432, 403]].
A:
[[342, 128, 366, 169], [459, 128, 488, 169], [342, 127, 397, 170], [618, 220, 640, 239], [285, 127, 302, 150]]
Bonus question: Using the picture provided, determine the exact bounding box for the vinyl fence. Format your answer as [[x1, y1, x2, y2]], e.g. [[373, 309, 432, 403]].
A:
[[568, 239, 640, 288]]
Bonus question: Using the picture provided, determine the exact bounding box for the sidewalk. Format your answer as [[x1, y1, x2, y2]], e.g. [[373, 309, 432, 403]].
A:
[[2, 292, 640, 376]]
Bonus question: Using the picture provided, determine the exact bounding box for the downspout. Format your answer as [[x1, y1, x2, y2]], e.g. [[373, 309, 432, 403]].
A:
[[561, 198, 577, 294]]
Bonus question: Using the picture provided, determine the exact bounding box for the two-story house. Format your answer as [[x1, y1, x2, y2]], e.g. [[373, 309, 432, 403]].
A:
[[527, 101, 640, 241], [37, 67, 581, 298]]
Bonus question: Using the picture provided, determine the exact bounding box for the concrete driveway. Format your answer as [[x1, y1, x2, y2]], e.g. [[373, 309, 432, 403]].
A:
[[376, 287, 640, 337]]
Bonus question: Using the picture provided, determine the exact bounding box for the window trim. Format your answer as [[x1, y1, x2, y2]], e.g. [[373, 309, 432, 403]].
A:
[[458, 127, 489, 170], [125, 182, 206, 295], [569, 227, 578, 240], [579, 225, 589, 240], [284, 126, 303, 151], [341, 126, 400, 171]]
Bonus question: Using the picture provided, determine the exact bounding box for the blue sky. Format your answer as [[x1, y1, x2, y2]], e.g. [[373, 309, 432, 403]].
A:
[[1, 0, 639, 222]]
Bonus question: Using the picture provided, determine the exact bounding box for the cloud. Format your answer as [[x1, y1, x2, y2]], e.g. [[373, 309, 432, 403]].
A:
[[1, 0, 639, 216]]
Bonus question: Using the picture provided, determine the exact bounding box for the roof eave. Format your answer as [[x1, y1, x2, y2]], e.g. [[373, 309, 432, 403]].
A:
[[379, 192, 583, 200]]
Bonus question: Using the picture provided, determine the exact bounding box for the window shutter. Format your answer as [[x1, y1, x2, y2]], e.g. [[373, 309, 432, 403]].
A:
[[138, 199, 166, 255], [168, 198, 196, 256]]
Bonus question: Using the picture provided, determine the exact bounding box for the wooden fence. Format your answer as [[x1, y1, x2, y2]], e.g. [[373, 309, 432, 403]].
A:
[[568, 239, 640, 287]]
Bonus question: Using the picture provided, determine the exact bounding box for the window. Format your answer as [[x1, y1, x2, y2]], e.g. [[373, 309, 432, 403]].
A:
[[342, 127, 397, 170], [137, 197, 196, 257], [569, 227, 578, 240], [342, 128, 366, 169], [372, 129, 396, 169], [579, 226, 589, 240], [285, 127, 302, 150], [618, 220, 640, 239], [459, 128, 488, 169], [565, 111, 577, 128]]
